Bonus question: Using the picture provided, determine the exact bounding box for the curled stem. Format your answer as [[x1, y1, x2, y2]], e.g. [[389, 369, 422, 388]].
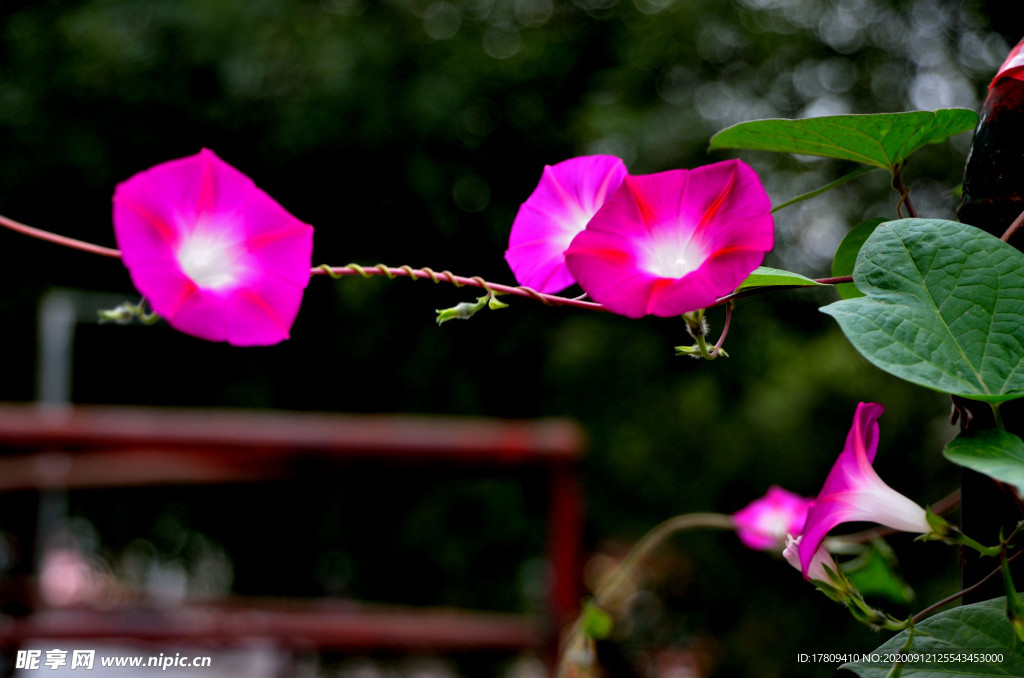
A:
[[712, 302, 734, 355], [315, 263, 606, 312]]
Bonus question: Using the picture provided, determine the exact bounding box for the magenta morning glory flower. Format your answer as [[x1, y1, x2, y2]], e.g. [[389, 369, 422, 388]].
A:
[[505, 155, 627, 294], [112, 149, 314, 346], [563, 159, 773, 318], [732, 486, 812, 551], [797, 402, 930, 578]]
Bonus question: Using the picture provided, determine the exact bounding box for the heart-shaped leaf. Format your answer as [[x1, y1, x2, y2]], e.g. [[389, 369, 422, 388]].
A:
[[821, 219, 1024, 403], [709, 109, 978, 172], [944, 428, 1024, 495], [842, 596, 1024, 677]]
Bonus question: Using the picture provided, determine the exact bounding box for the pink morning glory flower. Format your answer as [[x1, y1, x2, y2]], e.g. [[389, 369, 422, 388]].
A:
[[797, 402, 930, 578], [113, 149, 314, 346], [564, 159, 773, 318], [505, 155, 627, 294], [732, 486, 813, 551]]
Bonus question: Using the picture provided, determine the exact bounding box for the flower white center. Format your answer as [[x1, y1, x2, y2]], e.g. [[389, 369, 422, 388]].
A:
[[177, 230, 247, 290], [646, 237, 705, 279]]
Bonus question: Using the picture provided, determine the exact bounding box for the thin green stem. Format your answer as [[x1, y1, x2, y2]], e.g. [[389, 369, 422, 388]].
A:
[[991, 402, 1006, 430], [593, 512, 735, 609], [771, 166, 878, 214]]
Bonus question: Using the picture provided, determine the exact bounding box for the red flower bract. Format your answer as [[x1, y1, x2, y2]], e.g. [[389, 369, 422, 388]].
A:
[[564, 159, 773, 318], [112, 149, 314, 346]]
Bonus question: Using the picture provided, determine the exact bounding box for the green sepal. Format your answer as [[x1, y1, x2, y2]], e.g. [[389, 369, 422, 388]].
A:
[[436, 293, 506, 325], [674, 344, 729, 360], [923, 508, 953, 540], [98, 301, 161, 325]]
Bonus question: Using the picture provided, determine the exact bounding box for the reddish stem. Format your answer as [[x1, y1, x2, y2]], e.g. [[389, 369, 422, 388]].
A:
[[1000, 206, 1024, 243], [312, 265, 606, 312], [0, 213, 121, 258]]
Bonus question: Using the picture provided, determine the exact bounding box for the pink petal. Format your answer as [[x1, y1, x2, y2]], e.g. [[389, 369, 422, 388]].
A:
[[565, 159, 773, 318], [733, 486, 813, 551], [993, 37, 1024, 87], [505, 155, 626, 293], [113, 149, 314, 346]]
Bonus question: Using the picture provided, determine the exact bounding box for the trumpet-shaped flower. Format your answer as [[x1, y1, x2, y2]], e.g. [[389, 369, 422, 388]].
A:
[[113, 149, 314, 346], [797, 402, 930, 578], [564, 159, 773, 318], [505, 155, 627, 294], [732, 486, 812, 551]]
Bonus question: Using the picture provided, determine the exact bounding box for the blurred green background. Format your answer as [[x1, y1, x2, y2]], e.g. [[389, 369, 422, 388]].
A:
[[0, 0, 1020, 676]]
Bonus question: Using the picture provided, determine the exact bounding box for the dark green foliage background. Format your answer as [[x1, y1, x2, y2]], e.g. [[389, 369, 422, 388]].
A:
[[0, 1, 1017, 675]]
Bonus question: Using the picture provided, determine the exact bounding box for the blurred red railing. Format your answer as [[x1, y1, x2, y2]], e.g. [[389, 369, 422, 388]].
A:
[[0, 403, 585, 654]]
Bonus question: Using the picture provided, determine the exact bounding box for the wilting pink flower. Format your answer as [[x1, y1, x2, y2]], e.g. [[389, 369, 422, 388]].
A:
[[797, 403, 930, 578], [992, 37, 1024, 87], [732, 486, 812, 551], [505, 155, 627, 294], [784, 534, 836, 584], [564, 159, 773, 318], [113, 149, 314, 346]]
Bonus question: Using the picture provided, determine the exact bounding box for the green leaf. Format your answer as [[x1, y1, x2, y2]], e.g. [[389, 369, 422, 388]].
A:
[[736, 266, 822, 291], [709, 109, 978, 172], [821, 219, 1024, 403], [944, 428, 1024, 496], [842, 596, 1024, 677], [842, 540, 914, 606], [831, 218, 885, 300]]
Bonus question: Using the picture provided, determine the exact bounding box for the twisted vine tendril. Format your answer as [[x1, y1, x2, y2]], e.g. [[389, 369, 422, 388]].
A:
[[1, 214, 852, 317], [313, 263, 607, 312]]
